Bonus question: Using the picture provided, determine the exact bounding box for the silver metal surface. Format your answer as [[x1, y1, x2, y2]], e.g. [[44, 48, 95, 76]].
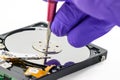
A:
[[0, 58, 12, 68], [32, 41, 62, 54], [100, 56, 106, 61], [0, 43, 5, 49], [0, 39, 2, 43], [46, 22, 51, 53], [4, 27, 90, 65]]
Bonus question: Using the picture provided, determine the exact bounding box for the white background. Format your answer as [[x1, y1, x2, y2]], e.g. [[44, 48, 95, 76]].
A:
[[0, 0, 120, 80]]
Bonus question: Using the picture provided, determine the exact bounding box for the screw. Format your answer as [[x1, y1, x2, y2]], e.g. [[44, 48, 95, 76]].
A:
[[100, 56, 106, 61]]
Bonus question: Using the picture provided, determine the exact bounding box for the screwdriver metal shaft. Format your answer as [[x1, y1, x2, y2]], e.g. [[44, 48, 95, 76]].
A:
[[46, 22, 51, 53], [45, 0, 57, 64]]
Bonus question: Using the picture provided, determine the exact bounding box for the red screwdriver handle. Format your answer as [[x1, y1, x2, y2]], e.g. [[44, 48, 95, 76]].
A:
[[47, 0, 57, 22]]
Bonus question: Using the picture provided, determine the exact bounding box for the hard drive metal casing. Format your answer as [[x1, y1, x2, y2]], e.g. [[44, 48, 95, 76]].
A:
[[0, 22, 107, 80]]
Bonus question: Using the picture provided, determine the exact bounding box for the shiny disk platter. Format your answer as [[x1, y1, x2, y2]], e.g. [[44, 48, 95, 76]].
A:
[[2, 23, 90, 65]]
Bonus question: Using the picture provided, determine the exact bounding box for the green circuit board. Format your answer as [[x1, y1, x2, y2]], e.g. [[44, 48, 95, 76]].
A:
[[0, 71, 16, 80]]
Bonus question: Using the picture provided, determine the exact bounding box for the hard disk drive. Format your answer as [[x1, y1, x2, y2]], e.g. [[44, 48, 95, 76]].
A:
[[0, 22, 107, 80]]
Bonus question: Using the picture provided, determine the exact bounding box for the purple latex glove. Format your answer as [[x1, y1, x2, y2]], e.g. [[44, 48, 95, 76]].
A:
[[46, 0, 119, 47]]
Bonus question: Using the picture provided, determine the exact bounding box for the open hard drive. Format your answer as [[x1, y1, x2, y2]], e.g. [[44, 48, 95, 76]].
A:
[[0, 22, 107, 80]]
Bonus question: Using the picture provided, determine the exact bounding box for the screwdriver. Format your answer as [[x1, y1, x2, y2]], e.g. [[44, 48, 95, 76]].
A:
[[45, 0, 57, 57]]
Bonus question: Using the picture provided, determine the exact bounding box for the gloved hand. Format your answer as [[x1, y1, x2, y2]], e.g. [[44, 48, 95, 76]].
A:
[[45, 0, 120, 48]]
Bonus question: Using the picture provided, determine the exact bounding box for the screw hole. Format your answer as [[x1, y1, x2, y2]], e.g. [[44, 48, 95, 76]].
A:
[[39, 41, 42, 43], [43, 49, 46, 51], [56, 46, 59, 48]]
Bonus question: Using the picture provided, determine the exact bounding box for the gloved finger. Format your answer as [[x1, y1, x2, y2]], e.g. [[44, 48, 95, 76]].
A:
[[46, 59, 61, 66], [64, 62, 75, 67], [51, 1, 87, 36], [67, 17, 114, 48], [43, 0, 65, 2]]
